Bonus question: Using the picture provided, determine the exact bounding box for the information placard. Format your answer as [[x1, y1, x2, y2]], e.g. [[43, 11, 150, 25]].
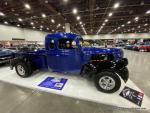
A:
[[120, 86, 144, 106], [38, 77, 68, 90]]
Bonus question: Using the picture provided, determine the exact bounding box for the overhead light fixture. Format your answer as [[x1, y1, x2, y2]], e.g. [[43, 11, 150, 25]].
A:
[[63, 26, 65, 29], [17, 24, 20, 27], [134, 17, 139, 20], [144, 23, 148, 26], [51, 19, 55, 23], [57, 24, 61, 27], [32, 26, 36, 29], [4, 21, 8, 24], [146, 10, 150, 14], [18, 18, 23, 22], [40, 28, 42, 31], [138, 26, 141, 28], [40, 25, 43, 28], [121, 24, 125, 27], [30, 22, 34, 25], [102, 23, 106, 26], [73, 8, 78, 14], [108, 12, 113, 17], [0, 12, 5, 16], [127, 21, 131, 24], [42, 13, 46, 18], [47, 28, 49, 30], [105, 19, 108, 22], [63, 0, 68, 2], [113, 3, 120, 9], [24, 3, 31, 10], [79, 21, 82, 24], [76, 16, 80, 20]]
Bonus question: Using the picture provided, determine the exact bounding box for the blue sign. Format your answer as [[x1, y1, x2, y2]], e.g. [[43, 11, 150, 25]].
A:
[[38, 77, 68, 90]]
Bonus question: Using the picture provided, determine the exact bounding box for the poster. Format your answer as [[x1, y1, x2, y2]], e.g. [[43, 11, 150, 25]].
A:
[[38, 77, 68, 90], [120, 86, 144, 106]]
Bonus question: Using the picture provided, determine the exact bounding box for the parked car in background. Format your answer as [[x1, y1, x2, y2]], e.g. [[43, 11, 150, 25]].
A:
[[17, 44, 42, 52], [133, 43, 150, 52], [0, 48, 15, 64], [124, 44, 135, 50]]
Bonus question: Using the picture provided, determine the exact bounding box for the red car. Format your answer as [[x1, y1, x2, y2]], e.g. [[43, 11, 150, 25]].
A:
[[133, 43, 150, 52]]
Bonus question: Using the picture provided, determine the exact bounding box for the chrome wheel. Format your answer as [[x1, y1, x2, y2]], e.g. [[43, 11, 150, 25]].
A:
[[99, 76, 116, 90], [17, 65, 25, 76]]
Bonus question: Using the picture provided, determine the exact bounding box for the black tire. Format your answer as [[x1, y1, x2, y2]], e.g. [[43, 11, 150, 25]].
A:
[[15, 61, 33, 78], [94, 71, 121, 93]]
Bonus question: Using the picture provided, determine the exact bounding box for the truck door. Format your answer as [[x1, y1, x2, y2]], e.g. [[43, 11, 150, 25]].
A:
[[55, 38, 83, 73], [46, 38, 60, 71]]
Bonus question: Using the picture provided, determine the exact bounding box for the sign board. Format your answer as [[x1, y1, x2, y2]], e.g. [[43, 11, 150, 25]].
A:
[[120, 86, 144, 106], [38, 77, 68, 90]]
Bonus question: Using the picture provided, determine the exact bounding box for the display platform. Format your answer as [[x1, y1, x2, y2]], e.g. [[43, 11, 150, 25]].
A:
[[0, 66, 150, 110]]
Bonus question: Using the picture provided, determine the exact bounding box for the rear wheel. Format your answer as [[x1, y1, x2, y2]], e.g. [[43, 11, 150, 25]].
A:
[[94, 71, 121, 93], [15, 62, 33, 78]]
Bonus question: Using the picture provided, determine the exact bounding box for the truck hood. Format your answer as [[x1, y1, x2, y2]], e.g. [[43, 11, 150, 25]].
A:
[[82, 46, 123, 59]]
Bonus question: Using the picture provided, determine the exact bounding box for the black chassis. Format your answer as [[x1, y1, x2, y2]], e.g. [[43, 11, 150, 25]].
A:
[[80, 57, 129, 83]]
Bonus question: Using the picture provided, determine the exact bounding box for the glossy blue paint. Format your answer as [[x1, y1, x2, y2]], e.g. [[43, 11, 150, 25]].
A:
[[16, 32, 124, 74]]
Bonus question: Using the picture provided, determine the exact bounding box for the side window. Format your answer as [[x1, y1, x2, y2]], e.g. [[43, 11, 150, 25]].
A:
[[58, 38, 76, 49], [50, 39, 55, 49]]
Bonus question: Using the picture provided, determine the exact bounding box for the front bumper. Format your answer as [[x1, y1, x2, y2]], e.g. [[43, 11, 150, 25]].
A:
[[0, 56, 12, 64]]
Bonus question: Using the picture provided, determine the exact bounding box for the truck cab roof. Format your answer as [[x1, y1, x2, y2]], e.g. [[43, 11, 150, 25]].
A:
[[46, 32, 80, 40]]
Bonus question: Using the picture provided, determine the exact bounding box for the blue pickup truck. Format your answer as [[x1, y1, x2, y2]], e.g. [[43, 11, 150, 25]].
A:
[[10, 32, 129, 93]]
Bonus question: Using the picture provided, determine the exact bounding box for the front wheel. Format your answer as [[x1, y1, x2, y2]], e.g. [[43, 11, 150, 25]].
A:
[[94, 71, 121, 93], [15, 62, 33, 78]]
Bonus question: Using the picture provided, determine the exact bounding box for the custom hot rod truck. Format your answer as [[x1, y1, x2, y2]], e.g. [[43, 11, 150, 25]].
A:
[[10, 32, 129, 93]]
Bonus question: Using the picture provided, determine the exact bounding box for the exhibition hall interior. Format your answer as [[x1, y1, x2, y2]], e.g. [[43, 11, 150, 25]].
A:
[[0, 0, 150, 113]]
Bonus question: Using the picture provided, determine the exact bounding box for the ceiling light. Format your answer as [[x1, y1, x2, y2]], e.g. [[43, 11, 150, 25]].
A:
[[121, 24, 125, 27], [108, 12, 113, 17], [18, 18, 23, 22], [118, 27, 120, 29], [127, 21, 131, 24], [114, 3, 120, 9], [0, 12, 5, 16], [45, 0, 48, 3], [79, 21, 82, 24], [30, 22, 34, 25], [146, 10, 150, 14], [63, 0, 68, 2], [58, 24, 61, 27], [102, 23, 106, 26], [4, 21, 8, 24], [105, 19, 108, 22], [47, 28, 49, 30], [77, 16, 80, 20], [24, 3, 31, 10], [40, 25, 43, 28], [32, 26, 36, 29], [134, 17, 139, 20], [52, 30, 54, 32], [144, 23, 148, 26], [63, 26, 65, 29], [42, 13, 46, 18], [51, 19, 55, 23], [40, 28, 42, 31], [73, 8, 78, 14], [17, 24, 20, 27], [138, 26, 140, 28]]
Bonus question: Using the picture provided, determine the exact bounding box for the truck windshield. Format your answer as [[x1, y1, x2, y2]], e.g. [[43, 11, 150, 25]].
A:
[[58, 38, 76, 49]]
